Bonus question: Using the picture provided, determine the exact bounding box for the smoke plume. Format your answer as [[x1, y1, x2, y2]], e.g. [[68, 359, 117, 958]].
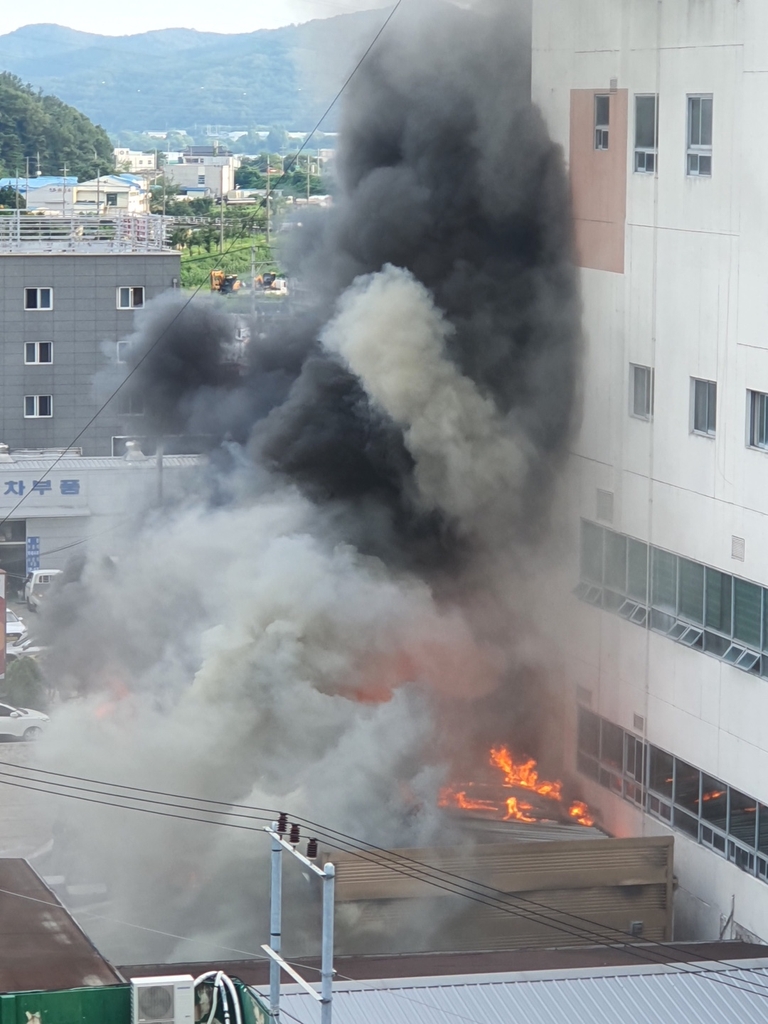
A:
[[32, 0, 581, 963]]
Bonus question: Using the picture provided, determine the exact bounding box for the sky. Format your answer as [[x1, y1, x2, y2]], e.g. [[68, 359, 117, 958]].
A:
[[2, 0, 391, 36]]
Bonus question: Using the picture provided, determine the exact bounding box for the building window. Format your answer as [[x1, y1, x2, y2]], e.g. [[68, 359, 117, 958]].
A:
[[687, 95, 713, 176], [576, 520, 768, 675], [692, 378, 716, 436], [635, 95, 658, 172], [630, 364, 653, 419], [577, 707, 768, 880], [24, 287, 52, 310], [106, 192, 118, 207], [24, 395, 52, 418], [116, 341, 131, 364], [117, 392, 145, 416], [748, 390, 768, 450], [117, 287, 144, 310], [594, 94, 610, 150], [24, 342, 52, 365], [197, 173, 206, 185]]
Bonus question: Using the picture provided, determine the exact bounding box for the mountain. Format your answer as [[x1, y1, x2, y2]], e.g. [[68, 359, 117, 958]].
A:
[[0, 12, 391, 133], [0, 72, 112, 179]]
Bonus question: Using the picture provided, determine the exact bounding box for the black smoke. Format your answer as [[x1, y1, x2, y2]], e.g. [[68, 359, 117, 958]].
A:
[[127, 0, 579, 564]]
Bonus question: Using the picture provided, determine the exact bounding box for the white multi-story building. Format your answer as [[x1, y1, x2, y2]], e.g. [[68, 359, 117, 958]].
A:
[[165, 147, 240, 198], [113, 148, 157, 173], [532, 0, 768, 941]]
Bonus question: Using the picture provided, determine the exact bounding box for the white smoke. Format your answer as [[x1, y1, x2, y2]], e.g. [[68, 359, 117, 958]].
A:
[[322, 264, 532, 535]]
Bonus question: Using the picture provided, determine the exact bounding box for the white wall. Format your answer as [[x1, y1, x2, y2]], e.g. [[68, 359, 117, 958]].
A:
[[533, 0, 768, 940]]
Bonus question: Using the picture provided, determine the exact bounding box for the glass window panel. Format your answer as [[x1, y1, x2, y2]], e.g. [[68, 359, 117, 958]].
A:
[[758, 805, 768, 855], [25, 289, 38, 309], [700, 96, 713, 146], [24, 396, 34, 417], [698, 155, 712, 176], [674, 758, 700, 813], [604, 532, 627, 592], [600, 719, 624, 772], [635, 95, 657, 149], [581, 521, 604, 584], [38, 395, 51, 417], [632, 366, 650, 417], [577, 707, 600, 758], [733, 578, 761, 648], [651, 548, 677, 612], [678, 559, 704, 624], [694, 379, 708, 432], [729, 789, 757, 848], [24, 343, 35, 363], [707, 381, 717, 433], [674, 808, 699, 839], [627, 539, 648, 601], [40, 289, 51, 309], [595, 94, 610, 127], [751, 391, 768, 449], [701, 774, 727, 830], [689, 96, 701, 145], [649, 746, 673, 798], [39, 342, 52, 363], [705, 569, 732, 634]]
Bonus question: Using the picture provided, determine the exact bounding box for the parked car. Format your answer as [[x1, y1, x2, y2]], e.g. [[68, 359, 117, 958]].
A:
[[23, 569, 62, 612], [5, 609, 27, 644], [0, 702, 49, 741]]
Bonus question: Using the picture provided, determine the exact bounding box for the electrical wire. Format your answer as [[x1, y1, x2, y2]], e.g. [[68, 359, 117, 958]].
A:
[[0, 0, 405, 534], [2, 763, 768, 1001]]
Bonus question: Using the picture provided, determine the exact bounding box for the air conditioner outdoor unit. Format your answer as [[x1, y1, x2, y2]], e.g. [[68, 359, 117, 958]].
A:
[[131, 975, 195, 1024]]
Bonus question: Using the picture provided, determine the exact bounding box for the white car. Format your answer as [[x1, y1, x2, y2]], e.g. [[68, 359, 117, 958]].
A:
[[0, 702, 48, 741], [5, 609, 27, 644], [23, 569, 63, 612]]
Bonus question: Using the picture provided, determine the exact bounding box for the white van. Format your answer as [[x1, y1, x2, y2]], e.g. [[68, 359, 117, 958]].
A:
[[23, 569, 63, 612]]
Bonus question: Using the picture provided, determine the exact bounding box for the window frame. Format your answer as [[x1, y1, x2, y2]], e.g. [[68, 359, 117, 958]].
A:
[[116, 392, 146, 417], [24, 342, 53, 365], [116, 341, 130, 364], [594, 94, 610, 151], [634, 94, 658, 174], [748, 390, 768, 451], [24, 287, 53, 311], [630, 364, 654, 420], [686, 94, 713, 177], [691, 378, 717, 437], [117, 286, 145, 310], [23, 394, 53, 418]]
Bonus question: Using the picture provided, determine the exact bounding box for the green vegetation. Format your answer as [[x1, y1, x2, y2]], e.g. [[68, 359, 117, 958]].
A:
[[236, 155, 330, 198], [0, 184, 24, 207], [1, 657, 49, 713], [0, 12, 386, 132], [180, 233, 276, 289], [0, 72, 112, 180]]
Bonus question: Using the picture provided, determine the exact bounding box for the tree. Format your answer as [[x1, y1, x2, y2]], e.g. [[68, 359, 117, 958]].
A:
[[266, 126, 288, 154], [1, 657, 49, 712], [0, 72, 112, 182], [0, 185, 24, 208]]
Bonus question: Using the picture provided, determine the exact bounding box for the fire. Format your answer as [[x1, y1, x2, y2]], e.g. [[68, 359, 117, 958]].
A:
[[504, 796, 537, 822], [568, 800, 595, 827], [490, 746, 563, 801], [440, 746, 595, 828]]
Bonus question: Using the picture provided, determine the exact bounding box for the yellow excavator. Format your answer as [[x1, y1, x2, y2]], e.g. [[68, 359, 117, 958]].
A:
[[210, 270, 243, 294]]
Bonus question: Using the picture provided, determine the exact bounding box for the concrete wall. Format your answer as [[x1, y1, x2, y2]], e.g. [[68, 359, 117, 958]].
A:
[[532, 0, 768, 940], [0, 253, 180, 457]]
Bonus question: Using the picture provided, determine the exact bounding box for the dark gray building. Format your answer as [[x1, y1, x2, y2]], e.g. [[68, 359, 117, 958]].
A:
[[0, 213, 180, 457]]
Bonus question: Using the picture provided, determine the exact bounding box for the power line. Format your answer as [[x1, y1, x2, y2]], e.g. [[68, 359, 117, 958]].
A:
[[3, 763, 768, 1001], [0, 0, 405, 532]]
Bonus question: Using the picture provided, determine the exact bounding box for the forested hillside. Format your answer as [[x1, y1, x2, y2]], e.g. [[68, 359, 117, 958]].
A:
[[0, 72, 112, 179], [0, 10, 390, 133]]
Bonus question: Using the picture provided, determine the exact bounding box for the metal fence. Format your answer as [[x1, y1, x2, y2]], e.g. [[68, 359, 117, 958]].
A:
[[0, 212, 172, 253]]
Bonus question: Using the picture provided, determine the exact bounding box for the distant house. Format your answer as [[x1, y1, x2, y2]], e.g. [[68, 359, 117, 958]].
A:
[[165, 145, 241, 198], [113, 148, 157, 173], [0, 176, 78, 206], [23, 175, 149, 215]]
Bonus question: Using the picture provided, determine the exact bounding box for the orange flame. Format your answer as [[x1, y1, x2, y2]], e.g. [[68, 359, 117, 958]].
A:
[[568, 800, 595, 827], [490, 746, 563, 801], [504, 796, 537, 822], [439, 746, 595, 828]]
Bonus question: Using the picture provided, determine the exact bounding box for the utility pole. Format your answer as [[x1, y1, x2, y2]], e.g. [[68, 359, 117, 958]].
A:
[[219, 164, 225, 253], [24, 157, 29, 210], [62, 163, 67, 217], [266, 160, 271, 246], [307, 153, 311, 202], [263, 822, 335, 1024]]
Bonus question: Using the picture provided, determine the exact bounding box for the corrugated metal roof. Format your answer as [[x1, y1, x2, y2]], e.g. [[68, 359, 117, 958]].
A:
[[276, 960, 768, 1024], [0, 859, 122, 992], [0, 456, 205, 471]]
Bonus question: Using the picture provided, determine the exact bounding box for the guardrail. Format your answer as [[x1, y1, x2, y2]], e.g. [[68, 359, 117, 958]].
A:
[[0, 212, 172, 253]]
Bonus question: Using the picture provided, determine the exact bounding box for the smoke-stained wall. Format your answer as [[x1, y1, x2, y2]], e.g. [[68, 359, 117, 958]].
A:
[[34, 0, 582, 963]]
